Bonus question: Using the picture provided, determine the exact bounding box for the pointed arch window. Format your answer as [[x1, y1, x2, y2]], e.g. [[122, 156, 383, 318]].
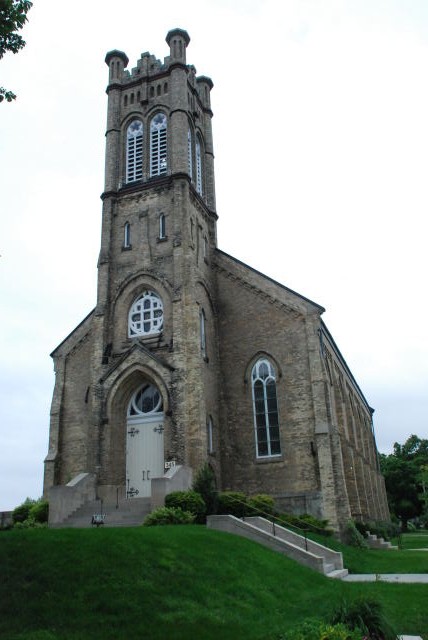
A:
[[150, 113, 167, 177], [126, 120, 143, 183], [251, 358, 281, 458], [187, 128, 193, 180], [128, 290, 164, 337], [196, 135, 203, 195]]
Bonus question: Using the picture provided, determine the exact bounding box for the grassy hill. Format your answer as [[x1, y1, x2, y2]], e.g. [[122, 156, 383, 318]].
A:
[[0, 526, 427, 639]]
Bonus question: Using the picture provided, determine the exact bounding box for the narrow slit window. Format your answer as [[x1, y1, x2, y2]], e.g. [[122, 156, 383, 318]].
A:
[[124, 222, 131, 248], [159, 213, 166, 239], [200, 308, 207, 358], [207, 416, 214, 454]]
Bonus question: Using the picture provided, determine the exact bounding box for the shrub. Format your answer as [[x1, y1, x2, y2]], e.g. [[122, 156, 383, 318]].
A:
[[277, 619, 362, 640], [143, 507, 195, 526], [276, 512, 332, 535], [164, 491, 206, 523], [330, 596, 396, 640], [359, 520, 400, 542], [12, 498, 35, 524], [217, 491, 249, 517], [343, 520, 368, 549], [247, 494, 275, 516], [192, 463, 218, 515], [29, 499, 49, 524]]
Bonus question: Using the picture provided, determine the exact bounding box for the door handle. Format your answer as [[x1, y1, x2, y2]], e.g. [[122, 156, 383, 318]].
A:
[[147, 470, 150, 480]]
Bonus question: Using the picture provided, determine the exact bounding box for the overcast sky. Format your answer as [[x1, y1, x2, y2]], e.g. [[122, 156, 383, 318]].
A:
[[1, 0, 427, 511]]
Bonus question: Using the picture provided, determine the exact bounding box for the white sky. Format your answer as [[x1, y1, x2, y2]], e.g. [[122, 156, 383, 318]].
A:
[[1, 0, 427, 510]]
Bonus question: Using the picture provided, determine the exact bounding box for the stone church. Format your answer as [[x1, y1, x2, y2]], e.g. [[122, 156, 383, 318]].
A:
[[44, 29, 389, 532]]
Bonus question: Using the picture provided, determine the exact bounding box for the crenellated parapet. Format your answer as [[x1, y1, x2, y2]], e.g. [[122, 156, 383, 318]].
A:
[[103, 29, 215, 210]]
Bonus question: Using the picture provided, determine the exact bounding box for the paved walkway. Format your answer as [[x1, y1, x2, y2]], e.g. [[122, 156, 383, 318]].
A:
[[342, 573, 428, 583]]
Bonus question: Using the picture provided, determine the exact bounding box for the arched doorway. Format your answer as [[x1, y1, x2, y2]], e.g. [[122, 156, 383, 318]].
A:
[[126, 383, 164, 498]]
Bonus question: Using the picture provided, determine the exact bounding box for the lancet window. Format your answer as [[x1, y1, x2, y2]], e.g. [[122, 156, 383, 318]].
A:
[[196, 135, 203, 195], [150, 113, 168, 177], [251, 358, 281, 458], [126, 120, 143, 183]]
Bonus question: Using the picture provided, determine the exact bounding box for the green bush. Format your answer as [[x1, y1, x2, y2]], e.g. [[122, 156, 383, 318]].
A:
[[330, 596, 396, 640], [217, 491, 249, 517], [276, 512, 332, 535], [277, 619, 362, 640], [29, 499, 49, 524], [12, 498, 49, 528], [143, 507, 195, 526], [247, 494, 275, 516], [164, 491, 206, 523], [12, 498, 35, 524], [343, 520, 368, 549], [192, 463, 218, 516], [358, 520, 400, 542]]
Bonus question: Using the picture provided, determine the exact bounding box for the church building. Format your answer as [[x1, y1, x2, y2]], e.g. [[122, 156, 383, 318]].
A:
[[44, 29, 389, 532]]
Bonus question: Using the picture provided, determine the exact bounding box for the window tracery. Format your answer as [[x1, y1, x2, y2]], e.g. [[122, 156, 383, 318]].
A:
[[251, 358, 281, 458], [128, 290, 163, 337]]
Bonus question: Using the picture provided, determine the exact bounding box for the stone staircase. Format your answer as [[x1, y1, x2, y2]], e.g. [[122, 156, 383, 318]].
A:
[[365, 532, 398, 550], [53, 497, 152, 528], [207, 515, 348, 578]]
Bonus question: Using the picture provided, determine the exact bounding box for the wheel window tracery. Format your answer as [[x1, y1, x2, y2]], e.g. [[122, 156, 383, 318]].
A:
[[128, 290, 163, 337]]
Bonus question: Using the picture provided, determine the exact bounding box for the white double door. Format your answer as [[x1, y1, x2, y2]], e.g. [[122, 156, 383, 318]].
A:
[[126, 415, 164, 498]]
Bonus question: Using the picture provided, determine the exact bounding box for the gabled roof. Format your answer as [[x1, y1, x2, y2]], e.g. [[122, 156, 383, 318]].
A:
[[50, 308, 95, 358], [215, 248, 325, 313]]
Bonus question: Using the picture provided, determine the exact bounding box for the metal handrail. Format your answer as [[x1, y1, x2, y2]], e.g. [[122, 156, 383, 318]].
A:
[[217, 494, 332, 551]]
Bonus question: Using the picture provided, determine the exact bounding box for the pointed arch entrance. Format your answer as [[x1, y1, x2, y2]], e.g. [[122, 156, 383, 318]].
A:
[[126, 383, 164, 498]]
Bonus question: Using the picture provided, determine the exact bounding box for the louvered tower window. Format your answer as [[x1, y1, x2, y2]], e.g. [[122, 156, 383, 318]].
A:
[[251, 359, 281, 458], [126, 120, 143, 183], [196, 135, 203, 195], [188, 129, 193, 180], [150, 113, 167, 177]]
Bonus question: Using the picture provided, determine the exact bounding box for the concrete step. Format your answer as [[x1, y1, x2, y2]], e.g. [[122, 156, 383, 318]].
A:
[[326, 568, 349, 579], [57, 497, 152, 528], [208, 515, 348, 577]]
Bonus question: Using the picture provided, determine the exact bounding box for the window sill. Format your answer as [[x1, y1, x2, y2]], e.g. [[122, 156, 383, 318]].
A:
[[122, 245, 132, 251], [254, 455, 284, 465], [157, 236, 168, 243]]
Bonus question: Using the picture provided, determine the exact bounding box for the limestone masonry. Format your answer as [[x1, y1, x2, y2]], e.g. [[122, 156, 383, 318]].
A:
[[44, 29, 389, 532]]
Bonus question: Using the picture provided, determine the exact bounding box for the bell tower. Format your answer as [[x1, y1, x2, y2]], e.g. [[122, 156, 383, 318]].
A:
[[84, 29, 220, 498]]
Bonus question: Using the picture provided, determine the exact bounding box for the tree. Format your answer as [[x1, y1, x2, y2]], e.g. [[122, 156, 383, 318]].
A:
[[380, 434, 428, 529], [0, 0, 32, 102]]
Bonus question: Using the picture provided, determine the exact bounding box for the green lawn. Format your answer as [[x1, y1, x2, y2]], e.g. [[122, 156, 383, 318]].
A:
[[0, 526, 427, 640], [308, 531, 428, 574], [397, 531, 428, 550]]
